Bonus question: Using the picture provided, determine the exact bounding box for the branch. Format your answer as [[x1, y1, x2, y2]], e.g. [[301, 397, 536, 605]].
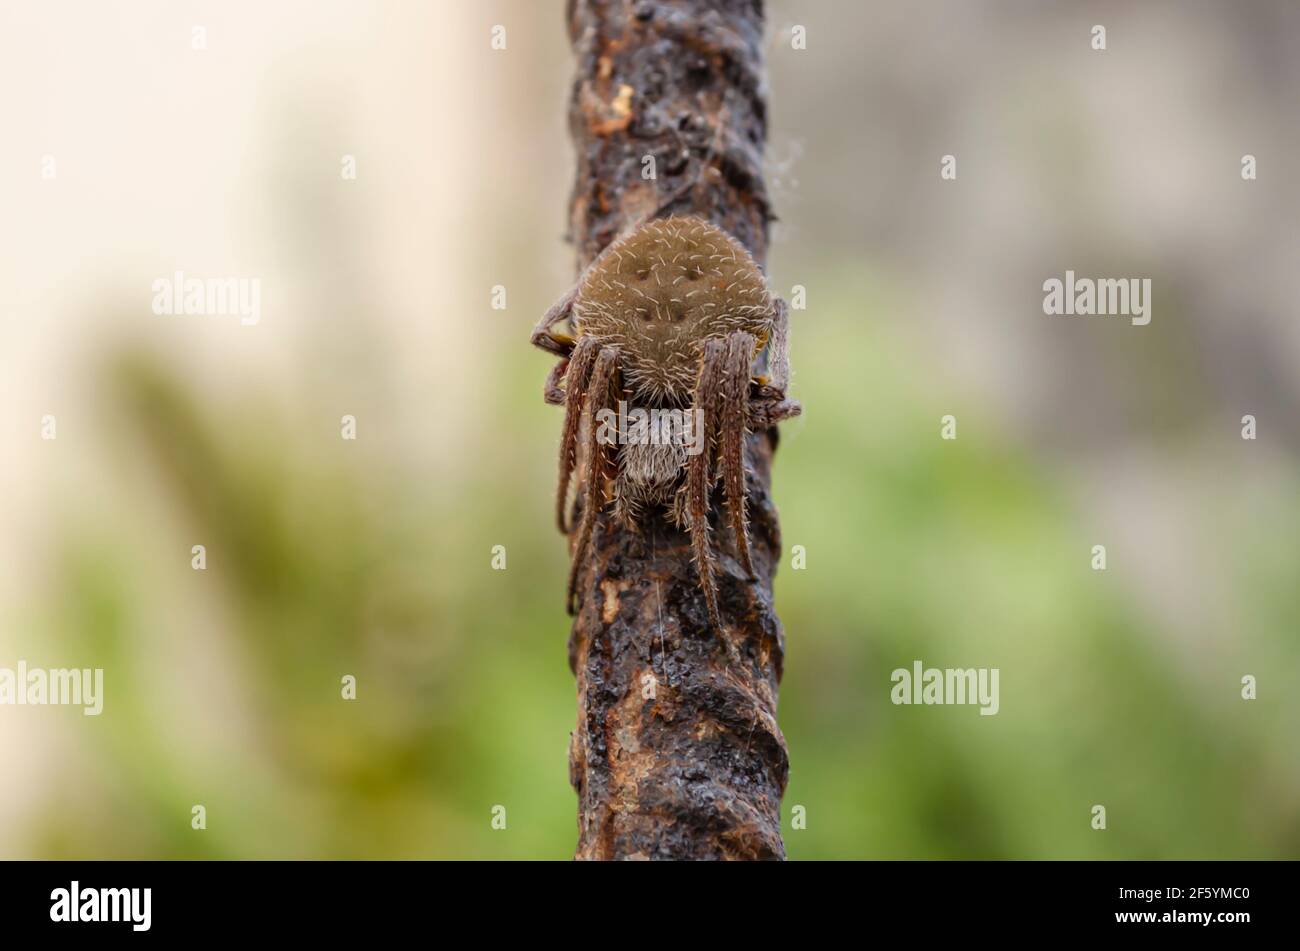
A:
[[561, 0, 789, 861]]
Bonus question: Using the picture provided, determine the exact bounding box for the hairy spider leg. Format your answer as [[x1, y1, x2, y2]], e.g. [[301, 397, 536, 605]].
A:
[[530, 286, 578, 358], [748, 296, 801, 427], [766, 297, 792, 395], [543, 355, 570, 405], [722, 331, 757, 579], [556, 337, 602, 534], [567, 347, 619, 615], [748, 396, 802, 429], [686, 338, 726, 632]]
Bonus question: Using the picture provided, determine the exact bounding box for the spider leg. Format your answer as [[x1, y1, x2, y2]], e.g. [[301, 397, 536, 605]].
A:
[[612, 478, 644, 531], [543, 356, 569, 405], [567, 346, 618, 615], [686, 338, 726, 632], [531, 287, 578, 357], [767, 296, 792, 394], [747, 296, 801, 426], [722, 331, 757, 579], [747, 396, 802, 428], [557, 337, 601, 534], [752, 295, 793, 400]]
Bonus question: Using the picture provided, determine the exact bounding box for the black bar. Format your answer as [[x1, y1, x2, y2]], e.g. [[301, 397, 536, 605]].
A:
[[0, 860, 1285, 938]]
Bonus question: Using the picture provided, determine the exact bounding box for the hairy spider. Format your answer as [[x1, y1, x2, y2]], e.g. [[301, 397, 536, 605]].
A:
[[531, 214, 800, 633]]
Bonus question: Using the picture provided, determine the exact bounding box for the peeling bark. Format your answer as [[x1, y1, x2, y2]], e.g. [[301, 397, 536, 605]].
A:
[[563, 0, 789, 860]]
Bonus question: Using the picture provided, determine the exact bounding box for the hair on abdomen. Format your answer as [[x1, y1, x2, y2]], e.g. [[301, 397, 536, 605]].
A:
[[574, 217, 772, 404]]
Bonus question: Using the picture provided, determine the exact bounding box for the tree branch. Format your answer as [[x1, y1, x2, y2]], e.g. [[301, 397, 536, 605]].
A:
[[562, 0, 789, 861]]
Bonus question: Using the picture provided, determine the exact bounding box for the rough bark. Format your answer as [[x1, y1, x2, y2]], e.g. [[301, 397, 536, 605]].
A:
[[562, 0, 789, 861]]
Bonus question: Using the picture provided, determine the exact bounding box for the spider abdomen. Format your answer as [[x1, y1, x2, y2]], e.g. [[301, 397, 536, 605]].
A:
[[574, 216, 773, 403]]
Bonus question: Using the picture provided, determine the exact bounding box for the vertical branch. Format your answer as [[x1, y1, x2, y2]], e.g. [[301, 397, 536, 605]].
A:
[[563, 0, 789, 860]]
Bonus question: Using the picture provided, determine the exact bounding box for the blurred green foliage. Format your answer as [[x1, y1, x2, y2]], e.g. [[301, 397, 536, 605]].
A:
[[19, 265, 1298, 860]]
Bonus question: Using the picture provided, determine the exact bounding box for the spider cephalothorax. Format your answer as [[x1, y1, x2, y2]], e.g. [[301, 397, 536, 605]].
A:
[[531, 215, 799, 634]]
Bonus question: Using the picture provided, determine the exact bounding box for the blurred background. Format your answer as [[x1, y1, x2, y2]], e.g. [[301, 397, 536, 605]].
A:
[[1, 0, 1297, 859]]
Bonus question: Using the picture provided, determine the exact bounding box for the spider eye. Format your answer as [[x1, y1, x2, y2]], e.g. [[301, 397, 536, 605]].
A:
[[635, 268, 651, 282]]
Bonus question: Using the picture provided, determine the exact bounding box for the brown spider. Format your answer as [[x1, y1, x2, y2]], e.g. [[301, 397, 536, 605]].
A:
[[531, 214, 800, 633]]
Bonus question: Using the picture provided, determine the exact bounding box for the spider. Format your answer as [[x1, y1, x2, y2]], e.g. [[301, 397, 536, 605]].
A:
[[531, 214, 800, 634]]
